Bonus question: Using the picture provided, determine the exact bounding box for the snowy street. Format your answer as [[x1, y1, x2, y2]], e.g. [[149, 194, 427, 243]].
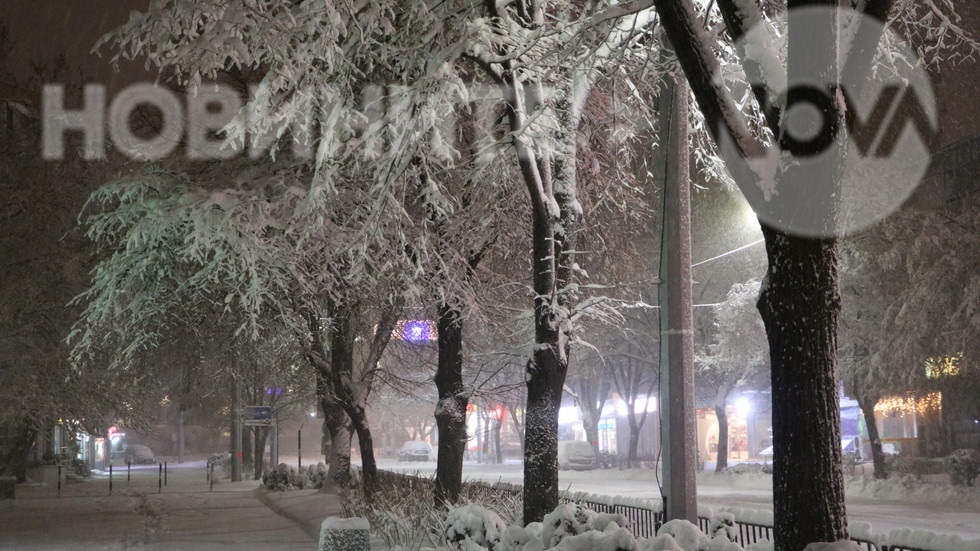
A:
[[374, 458, 980, 541], [0, 460, 326, 550]]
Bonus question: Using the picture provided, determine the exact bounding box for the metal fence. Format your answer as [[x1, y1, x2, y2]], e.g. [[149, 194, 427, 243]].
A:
[[380, 470, 939, 551]]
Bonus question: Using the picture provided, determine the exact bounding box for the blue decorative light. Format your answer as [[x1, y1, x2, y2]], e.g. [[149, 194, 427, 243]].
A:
[[402, 320, 433, 342]]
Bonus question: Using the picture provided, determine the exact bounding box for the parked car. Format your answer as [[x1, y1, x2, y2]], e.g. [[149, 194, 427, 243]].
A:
[[123, 444, 155, 464], [558, 440, 596, 470], [396, 440, 434, 462]]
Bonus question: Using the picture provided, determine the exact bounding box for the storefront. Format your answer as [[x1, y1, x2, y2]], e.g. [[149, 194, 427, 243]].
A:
[[696, 394, 772, 464]]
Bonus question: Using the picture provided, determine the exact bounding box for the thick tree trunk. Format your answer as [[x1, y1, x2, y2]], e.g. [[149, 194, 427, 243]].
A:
[[715, 405, 729, 472], [758, 227, 848, 551], [574, 378, 609, 459], [508, 404, 525, 452], [715, 384, 732, 472], [434, 303, 469, 507], [524, 350, 566, 524], [328, 300, 379, 492], [253, 427, 268, 479], [242, 428, 253, 474], [492, 418, 503, 464], [230, 374, 242, 482], [856, 392, 886, 479], [627, 415, 641, 465], [581, 409, 601, 459], [322, 399, 353, 487], [314, 368, 353, 486], [521, 202, 568, 522], [5, 421, 36, 482]]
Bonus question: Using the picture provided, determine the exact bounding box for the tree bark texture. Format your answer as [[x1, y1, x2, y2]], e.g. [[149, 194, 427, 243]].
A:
[[322, 398, 353, 487], [758, 228, 848, 551], [328, 300, 379, 491], [524, 350, 566, 524], [434, 303, 469, 507]]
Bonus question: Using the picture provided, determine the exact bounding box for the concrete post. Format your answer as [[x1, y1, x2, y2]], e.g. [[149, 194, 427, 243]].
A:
[[319, 517, 370, 551], [657, 68, 698, 523]]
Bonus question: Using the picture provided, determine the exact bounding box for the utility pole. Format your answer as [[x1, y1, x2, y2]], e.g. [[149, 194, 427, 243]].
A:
[[177, 407, 185, 464], [657, 68, 697, 523], [231, 374, 242, 482]]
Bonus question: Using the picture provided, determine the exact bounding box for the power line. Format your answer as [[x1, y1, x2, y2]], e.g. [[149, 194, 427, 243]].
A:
[[690, 238, 764, 268]]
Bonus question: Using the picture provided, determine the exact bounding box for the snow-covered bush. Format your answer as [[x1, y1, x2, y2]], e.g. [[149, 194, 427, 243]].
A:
[[944, 449, 980, 486], [888, 456, 944, 481], [725, 464, 771, 476], [708, 513, 737, 541], [261, 462, 329, 491], [208, 453, 231, 479], [445, 504, 508, 551], [262, 463, 299, 491], [653, 520, 711, 551], [541, 504, 598, 548], [305, 462, 329, 488], [341, 472, 521, 551], [555, 524, 638, 551]]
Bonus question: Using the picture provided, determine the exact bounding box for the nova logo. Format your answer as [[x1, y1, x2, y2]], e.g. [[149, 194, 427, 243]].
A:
[[720, 6, 937, 238]]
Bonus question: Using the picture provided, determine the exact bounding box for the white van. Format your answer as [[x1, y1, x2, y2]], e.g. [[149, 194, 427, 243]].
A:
[[557, 440, 596, 470]]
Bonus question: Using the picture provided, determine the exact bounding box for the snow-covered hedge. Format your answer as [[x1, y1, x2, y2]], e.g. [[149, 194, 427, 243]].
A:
[[261, 462, 328, 491], [442, 503, 762, 551], [208, 453, 231, 479], [944, 449, 980, 487]]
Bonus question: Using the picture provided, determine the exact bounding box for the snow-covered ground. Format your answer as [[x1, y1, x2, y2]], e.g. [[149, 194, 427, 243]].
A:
[[0, 460, 323, 550], [372, 458, 980, 541], [7, 455, 973, 550]]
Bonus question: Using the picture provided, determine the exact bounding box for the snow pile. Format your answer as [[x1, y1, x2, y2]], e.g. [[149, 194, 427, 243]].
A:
[[717, 507, 773, 527], [262, 462, 328, 491], [560, 492, 662, 515], [445, 504, 509, 551], [501, 524, 546, 551], [886, 528, 980, 551], [554, 523, 638, 551], [802, 541, 866, 551], [843, 473, 980, 506], [725, 464, 772, 476], [848, 521, 886, 551], [652, 520, 711, 551]]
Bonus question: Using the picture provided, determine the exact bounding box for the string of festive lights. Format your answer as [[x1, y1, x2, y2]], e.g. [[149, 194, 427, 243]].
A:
[[874, 391, 943, 416]]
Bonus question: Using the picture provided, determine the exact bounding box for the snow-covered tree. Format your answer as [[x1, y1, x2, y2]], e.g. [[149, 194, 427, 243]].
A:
[[697, 279, 768, 472], [649, 0, 976, 548], [0, 53, 168, 479], [96, 0, 661, 522], [841, 191, 980, 474]]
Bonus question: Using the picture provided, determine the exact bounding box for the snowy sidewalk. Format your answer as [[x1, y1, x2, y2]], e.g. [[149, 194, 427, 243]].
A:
[[0, 460, 338, 550]]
